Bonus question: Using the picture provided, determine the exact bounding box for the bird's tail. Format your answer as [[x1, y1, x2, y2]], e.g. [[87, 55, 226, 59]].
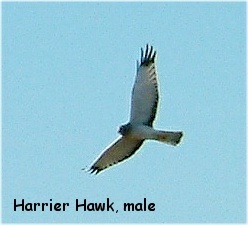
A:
[[157, 131, 183, 146]]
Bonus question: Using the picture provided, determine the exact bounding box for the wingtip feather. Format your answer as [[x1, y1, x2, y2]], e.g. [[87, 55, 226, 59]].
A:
[[140, 44, 156, 66]]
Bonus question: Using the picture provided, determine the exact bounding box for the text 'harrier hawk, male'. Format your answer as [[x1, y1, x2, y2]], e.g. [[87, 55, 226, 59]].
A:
[[88, 44, 183, 174]]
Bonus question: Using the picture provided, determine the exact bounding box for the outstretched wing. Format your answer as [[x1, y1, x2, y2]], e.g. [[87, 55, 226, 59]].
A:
[[89, 137, 144, 174], [130, 44, 159, 127]]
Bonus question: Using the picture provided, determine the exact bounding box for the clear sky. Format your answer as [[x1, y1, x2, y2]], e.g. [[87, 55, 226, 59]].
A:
[[2, 2, 246, 223]]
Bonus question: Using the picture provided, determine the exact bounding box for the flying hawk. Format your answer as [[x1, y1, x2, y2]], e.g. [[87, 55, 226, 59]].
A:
[[88, 44, 183, 174]]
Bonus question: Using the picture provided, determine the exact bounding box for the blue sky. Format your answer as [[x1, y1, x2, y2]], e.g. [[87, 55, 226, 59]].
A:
[[2, 2, 246, 223]]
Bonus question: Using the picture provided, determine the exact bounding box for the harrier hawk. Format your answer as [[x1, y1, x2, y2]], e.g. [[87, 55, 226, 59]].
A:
[[88, 45, 183, 174]]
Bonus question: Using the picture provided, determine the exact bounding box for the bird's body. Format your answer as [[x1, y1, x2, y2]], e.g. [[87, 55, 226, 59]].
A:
[[119, 123, 180, 144], [88, 45, 183, 174]]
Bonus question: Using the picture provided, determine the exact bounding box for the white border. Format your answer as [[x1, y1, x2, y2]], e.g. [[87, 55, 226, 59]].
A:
[[0, 1, 246, 225]]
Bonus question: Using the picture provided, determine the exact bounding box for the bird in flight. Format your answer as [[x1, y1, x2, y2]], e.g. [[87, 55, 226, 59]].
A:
[[88, 44, 183, 174]]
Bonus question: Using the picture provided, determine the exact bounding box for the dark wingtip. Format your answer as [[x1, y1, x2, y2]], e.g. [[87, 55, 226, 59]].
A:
[[144, 44, 149, 58], [82, 165, 98, 175], [152, 51, 156, 61], [140, 44, 156, 66], [141, 47, 144, 62], [87, 166, 102, 175]]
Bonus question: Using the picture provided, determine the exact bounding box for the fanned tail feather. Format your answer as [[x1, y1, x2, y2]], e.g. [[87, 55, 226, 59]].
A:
[[157, 131, 183, 146]]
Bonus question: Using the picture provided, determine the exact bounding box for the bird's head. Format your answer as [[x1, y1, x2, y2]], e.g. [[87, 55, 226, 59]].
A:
[[118, 123, 131, 136]]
